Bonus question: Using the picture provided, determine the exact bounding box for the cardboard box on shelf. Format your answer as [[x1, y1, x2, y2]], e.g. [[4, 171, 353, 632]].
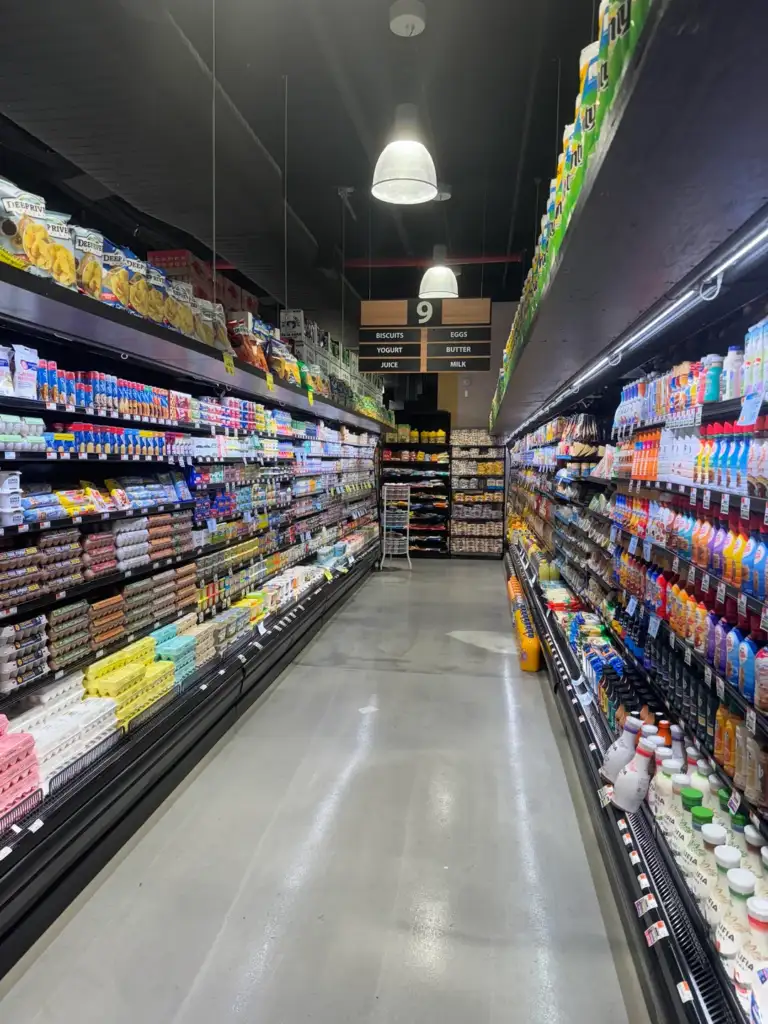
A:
[[213, 274, 241, 311], [241, 289, 259, 316], [147, 249, 213, 300]]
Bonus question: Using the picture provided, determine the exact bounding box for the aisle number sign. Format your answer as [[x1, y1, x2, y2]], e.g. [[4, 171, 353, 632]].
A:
[[358, 297, 492, 373]]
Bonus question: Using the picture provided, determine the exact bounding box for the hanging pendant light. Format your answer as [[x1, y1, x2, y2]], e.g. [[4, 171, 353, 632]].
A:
[[419, 244, 458, 298], [372, 103, 437, 205]]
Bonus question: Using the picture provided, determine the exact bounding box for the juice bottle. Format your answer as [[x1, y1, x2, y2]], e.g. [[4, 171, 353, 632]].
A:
[[697, 513, 714, 568], [728, 516, 749, 587], [719, 421, 735, 488], [756, 416, 768, 497], [742, 514, 761, 595], [755, 646, 768, 713], [715, 598, 737, 676], [723, 709, 740, 777], [691, 515, 704, 565], [729, 423, 743, 492], [705, 603, 720, 665], [711, 515, 729, 576], [754, 522, 768, 601], [709, 423, 723, 486], [694, 594, 709, 654], [739, 423, 752, 495], [656, 566, 669, 620], [727, 620, 745, 688], [739, 616, 761, 703], [676, 587, 690, 640], [722, 512, 739, 584]]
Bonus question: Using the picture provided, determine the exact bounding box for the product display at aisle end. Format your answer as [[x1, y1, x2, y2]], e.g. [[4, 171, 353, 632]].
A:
[[451, 428, 505, 559], [381, 420, 450, 557], [0, 326, 381, 975], [506, 334, 768, 1021]]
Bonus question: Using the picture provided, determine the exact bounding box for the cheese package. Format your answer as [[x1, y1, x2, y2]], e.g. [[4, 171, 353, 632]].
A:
[[71, 226, 103, 299]]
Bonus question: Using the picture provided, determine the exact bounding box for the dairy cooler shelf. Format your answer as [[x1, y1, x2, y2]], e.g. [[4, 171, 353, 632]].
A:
[[509, 541, 742, 1024], [0, 541, 379, 974]]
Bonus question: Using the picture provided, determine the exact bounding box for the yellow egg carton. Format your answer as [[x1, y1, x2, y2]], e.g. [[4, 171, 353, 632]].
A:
[[143, 659, 175, 687], [117, 676, 174, 727], [85, 662, 145, 699], [113, 661, 174, 718], [85, 636, 157, 683]]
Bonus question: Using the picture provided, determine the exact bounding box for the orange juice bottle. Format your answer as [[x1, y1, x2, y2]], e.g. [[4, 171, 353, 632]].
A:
[[669, 580, 681, 633], [722, 512, 738, 585], [728, 519, 748, 587], [691, 516, 704, 565], [723, 709, 739, 777], [686, 588, 699, 644], [677, 587, 690, 639], [714, 703, 729, 764], [696, 515, 713, 568]]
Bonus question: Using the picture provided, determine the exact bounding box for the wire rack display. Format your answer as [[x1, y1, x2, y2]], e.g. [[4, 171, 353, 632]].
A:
[[381, 483, 412, 568]]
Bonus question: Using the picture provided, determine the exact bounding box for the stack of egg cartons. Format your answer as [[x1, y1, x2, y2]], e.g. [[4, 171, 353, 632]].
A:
[[84, 637, 165, 728], [81, 528, 117, 581], [156, 635, 196, 686], [89, 594, 126, 651], [122, 577, 154, 636], [0, 712, 39, 816], [181, 622, 216, 669], [113, 517, 150, 573], [175, 563, 197, 613], [151, 569, 177, 623], [47, 601, 90, 674], [6, 672, 119, 792], [170, 509, 194, 557], [0, 613, 48, 695]]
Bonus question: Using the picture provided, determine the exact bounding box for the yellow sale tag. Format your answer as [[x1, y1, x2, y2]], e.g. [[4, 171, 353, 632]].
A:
[[222, 353, 235, 376], [323, 569, 333, 581], [265, 372, 275, 392], [307, 390, 314, 405]]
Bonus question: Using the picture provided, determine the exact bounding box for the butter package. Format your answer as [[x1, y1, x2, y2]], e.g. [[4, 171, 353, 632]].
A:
[[146, 264, 166, 324], [101, 238, 129, 309], [71, 226, 103, 299], [45, 213, 76, 290], [0, 177, 47, 274]]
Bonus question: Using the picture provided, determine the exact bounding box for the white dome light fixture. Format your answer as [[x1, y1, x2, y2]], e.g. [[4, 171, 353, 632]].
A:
[[371, 103, 437, 206], [419, 244, 459, 299], [390, 0, 426, 37]]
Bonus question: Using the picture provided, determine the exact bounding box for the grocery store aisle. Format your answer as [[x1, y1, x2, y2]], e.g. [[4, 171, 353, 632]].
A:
[[0, 562, 642, 1024]]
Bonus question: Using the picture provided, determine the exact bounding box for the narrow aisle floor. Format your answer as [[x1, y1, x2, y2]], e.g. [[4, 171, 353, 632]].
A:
[[1, 562, 636, 1024]]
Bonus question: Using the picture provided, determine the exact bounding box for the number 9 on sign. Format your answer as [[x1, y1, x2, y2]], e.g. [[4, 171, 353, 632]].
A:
[[416, 300, 433, 324]]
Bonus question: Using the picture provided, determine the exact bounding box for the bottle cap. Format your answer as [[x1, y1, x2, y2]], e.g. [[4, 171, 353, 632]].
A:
[[670, 724, 683, 739], [732, 813, 748, 829], [719, 788, 731, 809], [747, 897, 768, 924], [744, 824, 763, 850], [662, 758, 684, 775], [696, 759, 712, 776], [727, 867, 757, 895], [686, 745, 700, 765], [692, 805, 714, 826], [681, 786, 704, 810], [624, 715, 643, 733], [672, 773, 690, 789], [641, 724, 658, 737], [715, 845, 742, 870], [702, 823, 727, 846], [637, 738, 656, 756]]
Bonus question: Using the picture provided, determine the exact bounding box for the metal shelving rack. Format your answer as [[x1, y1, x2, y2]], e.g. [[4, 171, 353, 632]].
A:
[[381, 483, 411, 568], [449, 439, 505, 559]]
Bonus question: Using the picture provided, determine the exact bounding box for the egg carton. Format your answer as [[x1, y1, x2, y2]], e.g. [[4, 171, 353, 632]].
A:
[[0, 763, 40, 817]]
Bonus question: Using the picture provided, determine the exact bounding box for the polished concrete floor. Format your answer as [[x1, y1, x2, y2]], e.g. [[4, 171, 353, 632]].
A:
[[0, 562, 643, 1023]]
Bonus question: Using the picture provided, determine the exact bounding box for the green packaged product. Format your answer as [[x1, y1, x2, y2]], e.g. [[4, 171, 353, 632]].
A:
[[606, 0, 631, 112], [630, 0, 652, 56], [596, 1, 612, 136], [581, 40, 601, 167]]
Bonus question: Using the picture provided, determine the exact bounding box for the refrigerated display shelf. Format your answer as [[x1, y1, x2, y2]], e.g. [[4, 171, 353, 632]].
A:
[[0, 542, 379, 975], [509, 541, 743, 1024]]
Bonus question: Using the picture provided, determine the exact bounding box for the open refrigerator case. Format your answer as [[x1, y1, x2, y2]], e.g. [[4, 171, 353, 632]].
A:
[[0, 261, 383, 976]]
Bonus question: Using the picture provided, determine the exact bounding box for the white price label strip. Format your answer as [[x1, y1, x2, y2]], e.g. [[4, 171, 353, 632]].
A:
[[634, 893, 658, 917], [645, 920, 669, 947]]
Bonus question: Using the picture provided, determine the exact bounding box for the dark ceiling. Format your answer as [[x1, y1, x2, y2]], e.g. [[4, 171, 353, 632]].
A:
[[0, 0, 594, 337]]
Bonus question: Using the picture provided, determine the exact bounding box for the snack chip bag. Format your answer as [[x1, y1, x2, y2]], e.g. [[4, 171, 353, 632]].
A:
[[45, 212, 77, 290], [146, 264, 166, 324], [192, 298, 215, 346], [71, 226, 103, 299], [122, 248, 149, 318], [102, 238, 129, 309], [165, 279, 195, 336], [0, 177, 47, 274]]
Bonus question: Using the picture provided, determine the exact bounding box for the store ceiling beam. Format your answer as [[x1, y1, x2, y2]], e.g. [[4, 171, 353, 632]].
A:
[[344, 254, 523, 268], [493, 0, 768, 435]]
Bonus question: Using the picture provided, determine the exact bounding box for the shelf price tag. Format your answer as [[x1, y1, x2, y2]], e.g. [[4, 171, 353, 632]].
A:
[[638, 873, 651, 891], [721, 492, 731, 514], [687, 565, 696, 586], [747, 707, 758, 736], [684, 645, 692, 666], [307, 390, 314, 406], [648, 614, 661, 638], [690, 488, 697, 507], [222, 353, 236, 376], [634, 894, 658, 917], [716, 676, 725, 700], [728, 789, 742, 815], [742, 497, 751, 520], [704, 666, 713, 688], [610, 525, 618, 544], [669, 631, 675, 650], [642, 540, 652, 562], [703, 489, 711, 510], [701, 573, 710, 594], [265, 372, 275, 392], [626, 596, 638, 617], [716, 582, 726, 605], [629, 850, 641, 866], [739, 593, 749, 618], [672, 556, 680, 574], [644, 921, 669, 947], [597, 785, 614, 808], [628, 535, 638, 555]]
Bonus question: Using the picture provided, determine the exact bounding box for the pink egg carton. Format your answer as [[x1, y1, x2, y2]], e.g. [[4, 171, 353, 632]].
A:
[[0, 729, 35, 777], [0, 763, 40, 818]]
